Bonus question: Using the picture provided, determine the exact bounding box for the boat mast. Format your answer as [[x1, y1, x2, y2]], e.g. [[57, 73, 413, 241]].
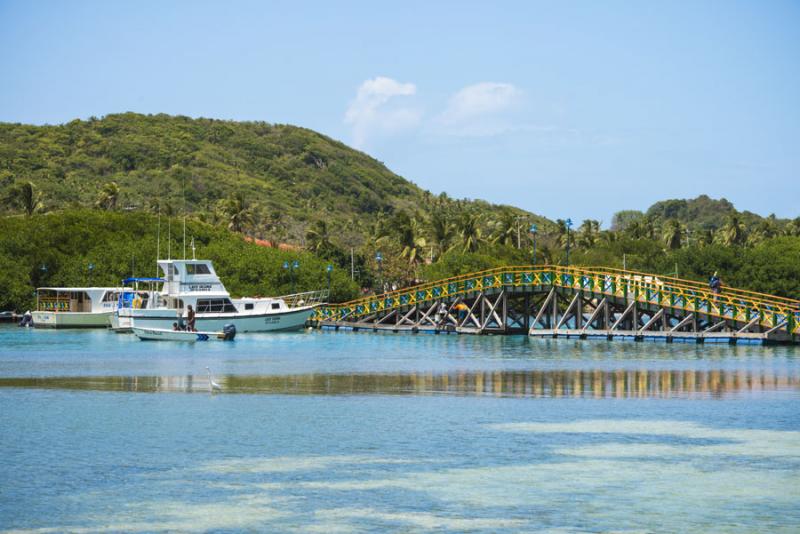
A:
[[182, 176, 187, 260], [156, 205, 161, 276]]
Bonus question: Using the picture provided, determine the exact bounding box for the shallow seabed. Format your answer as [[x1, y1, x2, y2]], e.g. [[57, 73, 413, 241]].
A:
[[0, 325, 798, 533]]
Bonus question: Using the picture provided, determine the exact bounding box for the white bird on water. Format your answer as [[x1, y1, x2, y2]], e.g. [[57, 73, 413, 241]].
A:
[[206, 366, 222, 393]]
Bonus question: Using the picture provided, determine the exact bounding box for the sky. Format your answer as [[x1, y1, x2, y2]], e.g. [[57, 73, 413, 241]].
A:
[[1, 0, 798, 225]]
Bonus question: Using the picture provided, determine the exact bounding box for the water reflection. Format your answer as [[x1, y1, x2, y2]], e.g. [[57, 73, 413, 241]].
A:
[[1, 368, 797, 398]]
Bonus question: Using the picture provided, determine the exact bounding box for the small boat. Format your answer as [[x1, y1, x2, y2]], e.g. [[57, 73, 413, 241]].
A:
[[132, 324, 236, 342]]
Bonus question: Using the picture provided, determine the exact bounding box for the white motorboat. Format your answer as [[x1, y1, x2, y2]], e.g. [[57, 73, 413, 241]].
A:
[[132, 325, 236, 342], [109, 277, 164, 332], [32, 287, 128, 328], [123, 259, 323, 333]]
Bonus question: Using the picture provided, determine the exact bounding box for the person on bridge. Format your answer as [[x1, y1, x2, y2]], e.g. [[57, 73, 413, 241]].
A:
[[709, 272, 722, 295], [437, 302, 448, 326]]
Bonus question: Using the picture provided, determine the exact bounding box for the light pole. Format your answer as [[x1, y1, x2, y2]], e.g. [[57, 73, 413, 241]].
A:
[[375, 251, 383, 294], [291, 260, 299, 293], [565, 218, 573, 266], [529, 224, 538, 265], [326, 264, 333, 299], [88, 263, 94, 286]]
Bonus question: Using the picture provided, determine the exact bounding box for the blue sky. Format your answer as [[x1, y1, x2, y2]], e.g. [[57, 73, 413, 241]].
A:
[[1, 0, 798, 224]]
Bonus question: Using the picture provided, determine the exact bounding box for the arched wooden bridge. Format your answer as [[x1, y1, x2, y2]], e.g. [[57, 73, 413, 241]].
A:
[[313, 266, 800, 344]]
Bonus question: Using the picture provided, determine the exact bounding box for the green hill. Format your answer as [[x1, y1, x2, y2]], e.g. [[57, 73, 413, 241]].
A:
[[0, 113, 538, 245]]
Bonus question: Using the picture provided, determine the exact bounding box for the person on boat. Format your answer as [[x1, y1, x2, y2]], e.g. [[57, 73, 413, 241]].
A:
[[186, 304, 196, 332], [172, 322, 180, 331]]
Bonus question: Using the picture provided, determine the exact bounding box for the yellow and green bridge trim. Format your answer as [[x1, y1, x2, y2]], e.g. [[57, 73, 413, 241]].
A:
[[313, 265, 800, 344]]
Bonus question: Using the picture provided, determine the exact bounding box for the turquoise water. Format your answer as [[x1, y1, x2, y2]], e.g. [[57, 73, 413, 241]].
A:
[[0, 325, 798, 532]]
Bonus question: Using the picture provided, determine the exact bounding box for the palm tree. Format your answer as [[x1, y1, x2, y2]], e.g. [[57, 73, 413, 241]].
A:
[[219, 192, 253, 233], [716, 215, 747, 246], [747, 219, 779, 247], [662, 219, 684, 250], [578, 219, 600, 248], [428, 210, 453, 259], [306, 220, 333, 254], [490, 212, 518, 247], [5, 181, 43, 216], [95, 181, 120, 210], [454, 211, 484, 253], [785, 217, 800, 237], [389, 212, 427, 265]]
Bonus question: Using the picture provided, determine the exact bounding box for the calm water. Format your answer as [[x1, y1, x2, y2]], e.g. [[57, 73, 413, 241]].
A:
[[0, 325, 798, 533]]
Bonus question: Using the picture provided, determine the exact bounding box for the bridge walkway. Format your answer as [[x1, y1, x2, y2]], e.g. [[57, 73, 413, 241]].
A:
[[313, 266, 800, 344]]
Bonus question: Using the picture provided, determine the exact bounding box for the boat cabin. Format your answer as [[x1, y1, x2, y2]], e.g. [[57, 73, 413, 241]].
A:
[[36, 287, 123, 313]]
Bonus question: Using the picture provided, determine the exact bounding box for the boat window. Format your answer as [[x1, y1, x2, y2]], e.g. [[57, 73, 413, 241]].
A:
[[196, 298, 237, 313], [271, 303, 281, 310], [244, 303, 254, 310], [169, 264, 180, 276], [186, 264, 211, 275]]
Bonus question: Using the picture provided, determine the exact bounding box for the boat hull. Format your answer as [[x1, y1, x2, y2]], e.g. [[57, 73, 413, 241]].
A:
[[127, 307, 315, 333], [31, 311, 113, 329], [132, 327, 229, 342]]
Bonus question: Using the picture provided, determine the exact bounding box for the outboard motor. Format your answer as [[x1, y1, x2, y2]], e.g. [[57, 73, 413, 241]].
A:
[[222, 324, 236, 341], [18, 311, 34, 328]]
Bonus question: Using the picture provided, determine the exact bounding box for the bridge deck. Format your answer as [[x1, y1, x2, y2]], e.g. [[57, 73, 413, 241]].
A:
[[314, 265, 800, 344]]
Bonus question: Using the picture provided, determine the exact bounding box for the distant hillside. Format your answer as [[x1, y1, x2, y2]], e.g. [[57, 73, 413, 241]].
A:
[[645, 195, 769, 230], [612, 195, 789, 233], [0, 113, 537, 245]]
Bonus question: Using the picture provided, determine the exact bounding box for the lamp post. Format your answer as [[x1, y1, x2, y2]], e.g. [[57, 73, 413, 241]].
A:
[[565, 218, 573, 266], [375, 251, 383, 294], [88, 263, 94, 286], [529, 224, 538, 265], [326, 264, 333, 299], [291, 260, 299, 293], [282, 261, 290, 293]]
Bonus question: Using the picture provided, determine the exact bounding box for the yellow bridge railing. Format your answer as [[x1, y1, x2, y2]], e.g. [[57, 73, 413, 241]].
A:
[[315, 265, 800, 335]]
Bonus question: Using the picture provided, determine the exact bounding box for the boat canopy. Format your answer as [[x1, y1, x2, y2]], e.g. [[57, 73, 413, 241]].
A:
[[122, 277, 165, 284]]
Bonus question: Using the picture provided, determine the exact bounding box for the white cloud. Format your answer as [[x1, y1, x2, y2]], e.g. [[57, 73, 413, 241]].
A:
[[433, 82, 523, 136], [344, 76, 421, 148]]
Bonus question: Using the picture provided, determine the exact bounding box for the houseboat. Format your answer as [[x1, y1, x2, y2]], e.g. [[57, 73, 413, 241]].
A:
[[32, 287, 126, 328]]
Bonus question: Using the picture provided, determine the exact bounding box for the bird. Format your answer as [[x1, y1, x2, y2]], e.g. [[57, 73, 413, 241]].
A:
[[205, 366, 222, 393]]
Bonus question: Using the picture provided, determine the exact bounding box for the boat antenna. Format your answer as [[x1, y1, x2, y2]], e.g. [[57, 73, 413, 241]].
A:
[[191, 237, 196, 260], [168, 216, 171, 260], [156, 203, 161, 274], [182, 176, 187, 260]]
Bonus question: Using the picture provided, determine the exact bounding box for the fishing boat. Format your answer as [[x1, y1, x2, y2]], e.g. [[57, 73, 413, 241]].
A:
[[124, 259, 323, 333], [132, 324, 236, 342], [32, 287, 128, 328]]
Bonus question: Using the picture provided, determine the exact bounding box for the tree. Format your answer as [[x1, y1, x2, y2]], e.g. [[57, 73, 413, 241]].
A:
[[490, 212, 519, 247], [716, 215, 747, 246], [219, 192, 253, 233], [4, 181, 43, 216], [454, 211, 484, 253], [305, 220, 333, 255], [428, 210, 454, 259], [387, 211, 427, 265], [95, 181, 120, 210], [610, 210, 644, 232], [662, 219, 684, 250], [747, 218, 779, 247], [578, 219, 600, 248]]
